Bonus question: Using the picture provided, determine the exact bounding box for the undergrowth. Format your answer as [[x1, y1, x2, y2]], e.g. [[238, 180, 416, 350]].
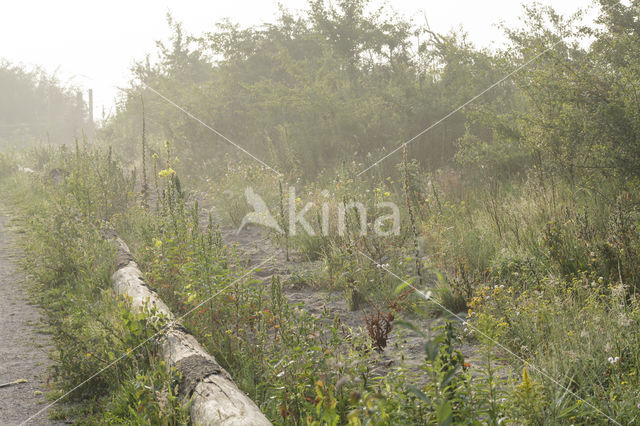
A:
[[3, 143, 637, 423], [0, 146, 189, 424]]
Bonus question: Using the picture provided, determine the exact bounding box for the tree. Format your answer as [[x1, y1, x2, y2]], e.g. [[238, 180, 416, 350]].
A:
[[0, 60, 88, 147]]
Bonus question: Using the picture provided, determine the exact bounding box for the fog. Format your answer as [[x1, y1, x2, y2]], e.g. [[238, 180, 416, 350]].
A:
[[2, 1, 638, 424], [1, 0, 593, 119]]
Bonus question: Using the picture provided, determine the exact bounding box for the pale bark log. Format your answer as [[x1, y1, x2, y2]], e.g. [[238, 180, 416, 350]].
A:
[[110, 235, 271, 425]]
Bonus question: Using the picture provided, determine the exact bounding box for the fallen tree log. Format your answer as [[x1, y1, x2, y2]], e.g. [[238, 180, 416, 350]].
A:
[[109, 233, 271, 425]]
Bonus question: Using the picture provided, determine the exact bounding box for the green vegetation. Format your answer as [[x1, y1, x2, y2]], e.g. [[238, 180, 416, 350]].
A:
[[2, 0, 640, 423], [0, 146, 516, 424], [0, 146, 188, 423]]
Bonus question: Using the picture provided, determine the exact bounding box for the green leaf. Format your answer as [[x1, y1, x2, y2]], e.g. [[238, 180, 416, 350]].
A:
[[436, 401, 452, 425], [394, 279, 414, 294], [405, 384, 430, 404], [440, 366, 461, 390], [424, 340, 440, 362]]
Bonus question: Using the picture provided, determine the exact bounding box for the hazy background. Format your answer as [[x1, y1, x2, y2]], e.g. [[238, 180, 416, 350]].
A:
[[1, 0, 596, 121]]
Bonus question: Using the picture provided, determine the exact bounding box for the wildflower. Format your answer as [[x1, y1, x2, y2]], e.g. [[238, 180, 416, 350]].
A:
[[608, 356, 620, 365], [158, 167, 176, 178]]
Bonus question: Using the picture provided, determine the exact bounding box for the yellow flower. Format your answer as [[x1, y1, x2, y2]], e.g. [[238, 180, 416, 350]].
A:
[[154, 239, 162, 248], [383, 191, 391, 197], [158, 168, 176, 178]]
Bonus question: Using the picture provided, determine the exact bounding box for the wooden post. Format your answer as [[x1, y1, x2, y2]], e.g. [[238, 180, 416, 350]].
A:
[[88, 89, 94, 134]]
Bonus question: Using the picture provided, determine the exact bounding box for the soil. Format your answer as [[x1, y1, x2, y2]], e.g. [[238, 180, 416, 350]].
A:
[[195, 193, 507, 382], [0, 207, 57, 425]]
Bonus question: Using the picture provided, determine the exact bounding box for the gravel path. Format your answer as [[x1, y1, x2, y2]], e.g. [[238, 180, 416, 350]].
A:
[[0, 207, 56, 425]]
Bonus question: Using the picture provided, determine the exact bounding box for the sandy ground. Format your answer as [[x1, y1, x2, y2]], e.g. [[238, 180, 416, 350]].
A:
[[196, 193, 506, 382], [0, 207, 56, 425]]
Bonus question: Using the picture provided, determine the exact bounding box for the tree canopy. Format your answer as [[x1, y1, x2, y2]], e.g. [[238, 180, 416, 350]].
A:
[[105, 0, 640, 187]]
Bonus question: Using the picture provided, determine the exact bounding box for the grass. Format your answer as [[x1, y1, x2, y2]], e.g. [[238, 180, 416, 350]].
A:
[[2, 142, 640, 423], [204, 148, 640, 423], [0, 146, 189, 424]]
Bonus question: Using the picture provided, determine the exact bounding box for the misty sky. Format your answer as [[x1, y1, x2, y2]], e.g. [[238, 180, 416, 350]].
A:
[[1, 1, 596, 120]]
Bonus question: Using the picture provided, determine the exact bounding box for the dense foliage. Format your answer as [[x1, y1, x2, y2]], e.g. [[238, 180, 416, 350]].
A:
[[3, 0, 640, 424], [104, 1, 508, 178]]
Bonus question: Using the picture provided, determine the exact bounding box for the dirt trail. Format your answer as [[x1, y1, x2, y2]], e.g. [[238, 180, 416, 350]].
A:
[[0, 207, 56, 425], [196, 193, 498, 379]]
